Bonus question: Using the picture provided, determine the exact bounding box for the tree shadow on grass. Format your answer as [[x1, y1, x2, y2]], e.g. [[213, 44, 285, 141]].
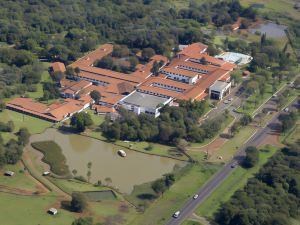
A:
[[137, 193, 157, 200], [168, 148, 183, 157]]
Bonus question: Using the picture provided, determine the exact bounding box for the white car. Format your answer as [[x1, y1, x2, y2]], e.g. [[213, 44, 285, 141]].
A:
[[228, 98, 233, 102], [224, 100, 229, 104], [173, 211, 181, 218], [284, 108, 289, 112], [193, 194, 199, 199]]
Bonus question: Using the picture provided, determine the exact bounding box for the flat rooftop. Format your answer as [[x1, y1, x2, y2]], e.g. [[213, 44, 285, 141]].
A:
[[121, 91, 170, 108], [216, 52, 253, 66], [209, 80, 230, 92]]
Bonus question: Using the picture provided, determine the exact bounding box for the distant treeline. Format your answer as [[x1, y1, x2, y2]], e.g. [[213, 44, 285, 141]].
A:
[[0, 0, 255, 63]]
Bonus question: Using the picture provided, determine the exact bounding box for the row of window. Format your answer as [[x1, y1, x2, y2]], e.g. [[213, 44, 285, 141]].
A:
[[152, 82, 185, 93], [177, 64, 208, 74]]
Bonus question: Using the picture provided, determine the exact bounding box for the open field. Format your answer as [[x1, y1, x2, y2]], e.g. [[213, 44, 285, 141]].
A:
[[0, 162, 39, 192], [282, 122, 300, 145], [208, 125, 256, 162], [129, 163, 221, 225], [240, 0, 300, 20], [182, 221, 203, 225], [195, 145, 278, 218], [0, 110, 52, 143], [31, 141, 70, 176], [0, 192, 75, 225]]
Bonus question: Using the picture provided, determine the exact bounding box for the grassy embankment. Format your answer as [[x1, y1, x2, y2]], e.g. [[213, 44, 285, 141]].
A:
[[31, 141, 70, 176], [128, 163, 221, 225], [195, 145, 278, 219]]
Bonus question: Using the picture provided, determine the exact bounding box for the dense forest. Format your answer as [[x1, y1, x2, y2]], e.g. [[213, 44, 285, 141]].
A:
[[0, 0, 255, 62], [215, 142, 300, 225]]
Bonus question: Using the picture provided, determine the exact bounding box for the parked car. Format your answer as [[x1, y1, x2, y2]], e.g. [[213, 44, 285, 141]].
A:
[[173, 211, 181, 218], [193, 194, 199, 199], [284, 108, 289, 112]]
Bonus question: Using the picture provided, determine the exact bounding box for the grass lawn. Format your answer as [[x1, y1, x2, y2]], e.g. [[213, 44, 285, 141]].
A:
[[0, 192, 75, 225], [282, 122, 300, 145], [182, 221, 203, 225], [0, 162, 38, 192], [208, 125, 256, 162], [195, 145, 278, 218], [48, 178, 113, 195], [238, 81, 285, 115], [31, 141, 70, 176], [0, 110, 53, 143], [240, 0, 300, 20], [129, 163, 221, 225]]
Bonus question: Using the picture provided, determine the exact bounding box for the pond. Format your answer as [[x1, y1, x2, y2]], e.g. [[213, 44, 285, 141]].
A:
[[29, 128, 186, 194], [249, 22, 287, 38]]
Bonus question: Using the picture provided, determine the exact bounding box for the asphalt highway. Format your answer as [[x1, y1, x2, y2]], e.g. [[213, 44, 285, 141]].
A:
[[165, 97, 299, 225]]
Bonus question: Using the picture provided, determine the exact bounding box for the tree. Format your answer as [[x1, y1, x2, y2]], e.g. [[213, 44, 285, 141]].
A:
[[105, 177, 112, 186], [72, 217, 94, 225], [71, 192, 87, 212], [240, 114, 252, 126], [75, 67, 81, 76], [152, 178, 167, 197], [90, 90, 101, 104], [141, 48, 155, 61], [17, 127, 30, 146], [70, 112, 93, 132], [87, 170, 91, 183], [72, 169, 78, 176], [51, 71, 64, 83], [151, 61, 160, 76], [243, 146, 259, 168], [0, 101, 5, 112]]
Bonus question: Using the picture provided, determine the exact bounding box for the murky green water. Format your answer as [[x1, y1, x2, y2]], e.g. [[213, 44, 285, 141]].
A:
[[29, 128, 186, 194]]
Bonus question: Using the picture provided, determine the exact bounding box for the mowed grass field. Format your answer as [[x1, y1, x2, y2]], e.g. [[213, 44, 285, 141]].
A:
[[0, 110, 53, 143], [0, 162, 38, 192], [195, 145, 278, 218], [0, 192, 75, 225], [240, 0, 300, 20], [208, 125, 256, 162]]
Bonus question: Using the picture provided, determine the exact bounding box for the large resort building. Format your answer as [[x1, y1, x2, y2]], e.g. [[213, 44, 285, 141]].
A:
[[7, 42, 240, 120]]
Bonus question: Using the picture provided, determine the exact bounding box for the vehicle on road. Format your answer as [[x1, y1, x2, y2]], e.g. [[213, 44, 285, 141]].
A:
[[284, 107, 289, 112], [43, 171, 50, 176], [224, 100, 229, 104], [272, 94, 277, 98], [173, 211, 181, 218], [193, 194, 199, 199], [228, 97, 233, 102]]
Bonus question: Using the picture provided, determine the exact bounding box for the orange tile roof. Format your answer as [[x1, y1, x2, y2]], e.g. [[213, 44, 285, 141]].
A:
[[177, 43, 208, 58], [7, 97, 91, 122], [51, 62, 66, 73], [94, 105, 116, 113], [72, 44, 113, 67]]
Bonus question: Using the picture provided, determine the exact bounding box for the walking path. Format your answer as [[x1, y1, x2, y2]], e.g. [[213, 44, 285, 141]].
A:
[[22, 148, 71, 200]]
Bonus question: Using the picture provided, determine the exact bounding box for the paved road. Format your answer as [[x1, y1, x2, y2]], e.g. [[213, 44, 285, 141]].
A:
[[165, 97, 299, 225]]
